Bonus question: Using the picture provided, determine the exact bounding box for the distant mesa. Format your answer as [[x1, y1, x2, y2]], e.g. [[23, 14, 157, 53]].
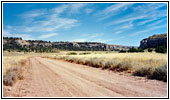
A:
[[3, 37, 135, 52], [4, 33, 166, 52], [140, 33, 167, 49]]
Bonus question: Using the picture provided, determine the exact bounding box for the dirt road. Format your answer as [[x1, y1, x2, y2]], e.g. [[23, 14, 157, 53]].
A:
[[3, 57, 167, 97]]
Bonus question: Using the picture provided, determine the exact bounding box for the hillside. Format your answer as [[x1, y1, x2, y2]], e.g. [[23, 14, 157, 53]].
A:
[[3, 37, 134, 52], [140, 33, 167, 49]]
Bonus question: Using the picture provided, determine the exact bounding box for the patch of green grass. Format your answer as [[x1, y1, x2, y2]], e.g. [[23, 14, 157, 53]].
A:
[[66, 52, 77, 55], [79, 52, 91, 55]]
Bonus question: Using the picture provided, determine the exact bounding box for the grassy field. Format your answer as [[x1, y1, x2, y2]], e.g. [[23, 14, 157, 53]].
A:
[[52, 51, 167, 82], [3, 51, 167, 83]]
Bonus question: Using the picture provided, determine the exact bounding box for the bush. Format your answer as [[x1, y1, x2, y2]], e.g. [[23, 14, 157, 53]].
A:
[[148, 48, 153, 52], [102, 60, 112, 69], [3, 67, 23, 86], [150, 66, 167, 82], [133, 67, 154, 77], [91, 58, 101, 68], [79, 52, 91, 55], [155, 46, 167, 53], [128, 47, 144, 53], [114, 61, 132, 72], [119, 50, 127, 53], [103, 60, 117, 70], [19, 59, 27, 66], [66, 52, 77, 55], [76, 58, 86, 65]]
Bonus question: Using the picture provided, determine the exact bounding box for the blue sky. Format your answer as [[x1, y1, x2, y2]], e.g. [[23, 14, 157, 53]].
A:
[[3, 3, 167, 46]]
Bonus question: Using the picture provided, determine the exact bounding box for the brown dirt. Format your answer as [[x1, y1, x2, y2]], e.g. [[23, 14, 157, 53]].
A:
[[3, 57, 167, 97]]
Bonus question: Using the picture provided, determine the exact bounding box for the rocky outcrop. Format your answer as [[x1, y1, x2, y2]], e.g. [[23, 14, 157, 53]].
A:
[[106, 44, 136, 51], [140, 33, 167, 49], [3, 37, 134, 51]]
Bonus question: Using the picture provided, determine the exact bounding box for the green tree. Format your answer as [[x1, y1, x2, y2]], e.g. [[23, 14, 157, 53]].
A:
[[155, 46, 167, 53]]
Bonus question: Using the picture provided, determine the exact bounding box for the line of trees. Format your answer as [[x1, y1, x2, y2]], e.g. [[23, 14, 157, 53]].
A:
[[119, 46, 167, 53]]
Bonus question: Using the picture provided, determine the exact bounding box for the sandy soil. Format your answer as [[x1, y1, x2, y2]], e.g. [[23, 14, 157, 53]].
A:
[[3, 57, 167, 97]]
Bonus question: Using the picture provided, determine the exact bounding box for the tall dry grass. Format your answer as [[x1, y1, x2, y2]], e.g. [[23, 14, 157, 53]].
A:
[[55, 52, 167, 81], [3, 58, 27, 86], [3, 51, 38, 86]]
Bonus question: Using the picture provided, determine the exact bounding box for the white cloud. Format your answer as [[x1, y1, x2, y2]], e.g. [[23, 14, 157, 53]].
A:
[[85, 8, 93, 14], [73, 38, 87, 42], [73, 33, 104, 42], [103, 3, 132, 15], [3, 30, 34, 40], [137, 19, 156, 26], [53, 4, 69, 15], [96, 3, 134, 20], [147, 18, 167, 27], [133, 3, 166, 13], [16, 34, 34, 40], [69, 3, 87, 14], [115, 31, 122, 34], [11, 5, 79, 34], [108, 15, 146, 26], [130, 25, 166, 37], [6, 3, 92, 38], [51, 3, 88, 15], [3, 30, 11, 37], [39, 33, 58, 39], [130, 30, 148, 37], [113, 21, 134, 31], [19, 9, 47, 18], [137, 10, 167, 26], [12, 17, 78, 33], [106, 3, 167, 27]]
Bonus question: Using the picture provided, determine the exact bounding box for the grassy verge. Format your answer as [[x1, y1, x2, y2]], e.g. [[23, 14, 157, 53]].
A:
[[133, 65, 167, 82], [55, 54, 167, 82], [3, 59, 27, 86]]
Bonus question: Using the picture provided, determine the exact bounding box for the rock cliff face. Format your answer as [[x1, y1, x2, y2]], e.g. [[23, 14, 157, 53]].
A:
[[140, 34, 167, 49], [3, 37, 134, 51], [106, 44, 135, 51]]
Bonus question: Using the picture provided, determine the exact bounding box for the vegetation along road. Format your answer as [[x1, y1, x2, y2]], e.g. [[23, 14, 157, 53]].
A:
[[4, 57, 167, 97]]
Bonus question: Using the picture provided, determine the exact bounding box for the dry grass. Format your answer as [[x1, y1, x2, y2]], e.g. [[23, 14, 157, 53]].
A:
[[3, 57, 27, 86], [54, 52, 167, 81], [3, 66, 24, 86], [3, 51, 40, 86], [3, 51, 167, 82]]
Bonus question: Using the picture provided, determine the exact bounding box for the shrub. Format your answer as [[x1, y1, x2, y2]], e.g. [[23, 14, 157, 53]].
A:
[[84, 59, 92, 66], [91, 58, 100, 68], [66, 52, 77, 55], [133, 67, 154, 77], [103, 61, 112, 69], [19, 59, 27, 66], [76, 58, 86, 65], [155, 46, 167, 53], [114, 61, 132, 72], [79, 52, 91, 55], [148, 48, 153, 52], [103, 60, 117, 70], [65, 57, 76, 63], [150, 66, 167, 82], [128, 47, 144, 53], [3, 66, 23, 86], [119, 50, 127, 53]]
